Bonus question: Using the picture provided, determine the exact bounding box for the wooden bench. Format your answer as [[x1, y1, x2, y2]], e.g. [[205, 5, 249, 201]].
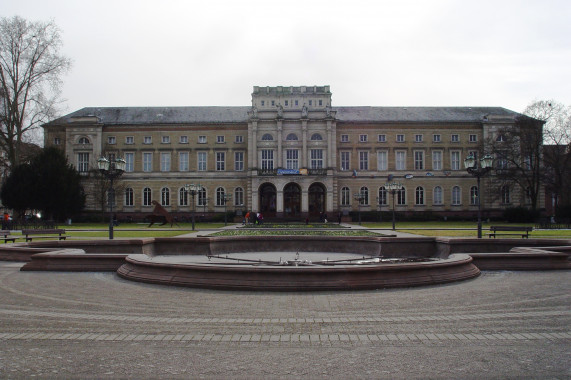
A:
[[0, 230, 17, 243], [22, 229, 67, 242], [488, 226, 533, 238]]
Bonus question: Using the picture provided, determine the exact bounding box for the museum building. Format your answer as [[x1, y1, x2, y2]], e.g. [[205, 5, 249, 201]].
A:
[[42, 85, 538, 220]]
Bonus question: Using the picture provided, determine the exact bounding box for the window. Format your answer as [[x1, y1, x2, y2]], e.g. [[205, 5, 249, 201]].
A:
[[261, 149, 274, 170], [216, 152, 225, 171], [160, 152, 171, 172], [310, 149, 323, 169], [359, 186, 369, 205], [451, 151, 461, 170], [261, 133, 273, 141], [310, 133, 323, 141], [469, 151, 479, 161], [54, 137, 61, 145], [234, 187, 244, 206], [397, 187, 406, 205], [341, 134, 349, 142], [78, 137, 90, 144], [217, 135, 225, 143], [433, 134, 441, 143], [286, 133, 298, 141], [271, 100, 275, 106], [451, 134, 459, 142], [143, 136, 152, 144], [143, 188, 152, 206], [470, 186, 478, 205], [432, 150, 442, 170], [179, 135, 188, 144], [125, 188, 134, 207], [161, 136, 170, 144], [377, 151, 388, 171], [415, 134, 423, 142], [179, 152, 189, 172], [198, 188, 207, 206], [396, 151, 406, 170], [414, 151, 424, 170], [433, 186, 443, 205], [197, 151, 207, 171], [126, 136, 134, 144], [179, 187, 188, 206], [125, 153, 134, 172], [161, 187, 170, 206], [501, 186, 510, 204], [341, 187, 350, 206], [359, 134, 368, 142], [285, 100, 288, 106], [235, 135, 243, 143], [341, 151, 350, 171], [216, 187, 225, 206], [415, 186, 425, 205], [396, 134, 405, 142], [496, 152, 508, 169], [77, 153, 89, 172], [378, 186, 387, 205], [261, 100, 265, 106], [469, 134, 477, 142], [143, 152, 153, 172], [198, 136, 207, 143], [234, 152, 244, 171], [108, 136, 116, 144], [309, 100, 312, 106], [452, 186, 461, 205], [378, 134, 386, 142], [319, 100, 323, 106], [286, 149, 299, 170], [295, 100, 298, 106], [359, 151, 369, 170], [496, 134, 506, 142]]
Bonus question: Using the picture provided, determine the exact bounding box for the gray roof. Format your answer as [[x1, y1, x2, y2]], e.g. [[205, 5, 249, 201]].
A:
[[46, 106, 519, 126]]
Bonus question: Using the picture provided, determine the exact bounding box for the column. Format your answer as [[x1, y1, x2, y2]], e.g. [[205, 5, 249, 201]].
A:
[[277, 120, 283, 168], [301, 120, 308, 167]]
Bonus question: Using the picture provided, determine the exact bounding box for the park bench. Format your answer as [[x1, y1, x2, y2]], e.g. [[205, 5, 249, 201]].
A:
[[488, 226, 533, 238], [22, 229, 67, 242], [0, 230, 17, 243]]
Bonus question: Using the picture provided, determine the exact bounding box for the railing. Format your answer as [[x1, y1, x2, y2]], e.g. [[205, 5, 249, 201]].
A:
[[256, 168, 328, 176]]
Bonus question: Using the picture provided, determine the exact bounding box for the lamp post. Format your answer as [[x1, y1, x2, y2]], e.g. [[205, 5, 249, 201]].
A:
[[223, 193, 232, 226], [184, 183, 202, 231], [385, 182, 402, 231], [97, 157, 126, 240], [353, 192, 365, 225], [464, 154, 494, 238]]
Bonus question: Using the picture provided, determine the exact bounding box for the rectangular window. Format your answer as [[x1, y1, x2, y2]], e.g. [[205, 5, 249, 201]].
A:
[[125, 153, 134, 172], [396, 151, 406, 170], [143, 136, 152, 144], [126, 136, 134, 144], [235, 135, 243, 143], [469, 134, 477, 142], [359, 134, 368, 142], [160, 152, 171, 172], [359, 151, 369, 170], [271, 100, 275, 106], [216, 152, 225, 171], [432, 150, 442, 170], [217, 135, 225, 143], [415, 134, 423, 142], [414, 151, 424, 170], [396, 134, 405, 142], [319, 100, 323, 106], [341, 151, 350, 171], [77, 153, 89, 172], [310, 149, 323, 169], [341, 134, 349, 142], [261, 149, 274, 170], [286, 149, 299, 170], [197, 152, 207, 171], [125, 188, 134, 207], [377, 151, 388, 171], [261, 100, 265, 106], [285, 100, 288, 106], [54, 137, 61, 145], [309, 100, 312, 106], [433, 134, 441, 143], [295, 100, 298, 106], [161, 136, 170, 144], [451, 151, 461, 170], [107, 136, 116, 145], [378, 134, 386, 142], [451, 134, 459, 142], [235, 151, 244, 171], [198, 136, 207, 144], [179, 152, 189, 172], [143, 152, 153, 172], [180, 136, 188, 144]]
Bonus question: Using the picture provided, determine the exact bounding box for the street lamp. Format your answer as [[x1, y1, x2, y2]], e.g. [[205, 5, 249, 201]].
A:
[[97, 156, 126, 239], [223, 193, 232, 226], [464, 154, 494, 238], [353, 192, 366, 225], [184, 183, 202, 231], [385, 182, 402, 231]]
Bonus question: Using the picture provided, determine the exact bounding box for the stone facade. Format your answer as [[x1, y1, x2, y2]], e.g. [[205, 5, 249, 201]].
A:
[[42, 86, 542, 220]]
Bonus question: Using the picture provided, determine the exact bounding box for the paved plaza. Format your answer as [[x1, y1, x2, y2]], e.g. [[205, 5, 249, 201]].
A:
[[0, 260, 569, 379]]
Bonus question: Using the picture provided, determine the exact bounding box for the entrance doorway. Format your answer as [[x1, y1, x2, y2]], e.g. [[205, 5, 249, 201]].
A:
[[259, 183, 277, 217], [283, 183, 301, 217], [308, 183, 326, 218]]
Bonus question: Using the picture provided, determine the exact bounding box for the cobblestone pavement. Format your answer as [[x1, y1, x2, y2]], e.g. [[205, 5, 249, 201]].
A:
[[0, 261, 569, 379]]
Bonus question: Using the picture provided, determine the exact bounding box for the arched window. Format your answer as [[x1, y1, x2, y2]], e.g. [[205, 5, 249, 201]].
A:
[[341, 186, 350, 206], [415, 186, 425, 205], [124, 188, 134, 206], [286, 133, 298, 141], [433, 186, 443, 205], [501, 185, 510, 204], [161, 187, 170, 206], [198, 188, 207, 206], [78, 137, 90, 144], [310, 133, 323, 141], [470, 186, 478, 205], [234, 187, 244, 206], [179, 187, 188, 206], [143, 188, 152, 206], [397, 187, 406, 205], [452, 186, 461, 205], [216, 187, 225, 206], [261, 133, 273, 141], [360, 186, 369, 205], [378, 186, 387, 205]]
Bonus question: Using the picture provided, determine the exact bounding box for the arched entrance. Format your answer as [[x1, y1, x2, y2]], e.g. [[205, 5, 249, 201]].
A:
[[259, 183, 277, 217], [308, 183, 326, 218], [283, 183, 301, 218]]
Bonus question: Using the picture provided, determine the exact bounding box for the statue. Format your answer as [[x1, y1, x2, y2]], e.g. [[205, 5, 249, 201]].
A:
[[326, 104, 332, 117], [146, 200, 177, 227], [277, 104, 283, 118], [301, 104, 308, 118], [251, 106, 258, 118]]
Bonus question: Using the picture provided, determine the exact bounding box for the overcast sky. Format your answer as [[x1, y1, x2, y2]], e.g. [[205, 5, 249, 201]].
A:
[[5, 0, 571, 114]]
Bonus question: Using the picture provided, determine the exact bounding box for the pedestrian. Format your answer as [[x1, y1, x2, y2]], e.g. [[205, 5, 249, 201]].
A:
[[244, 211, 250, 225]]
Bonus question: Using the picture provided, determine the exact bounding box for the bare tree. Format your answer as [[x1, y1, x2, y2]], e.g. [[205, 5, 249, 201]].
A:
[[0, 16, 71, 168]]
